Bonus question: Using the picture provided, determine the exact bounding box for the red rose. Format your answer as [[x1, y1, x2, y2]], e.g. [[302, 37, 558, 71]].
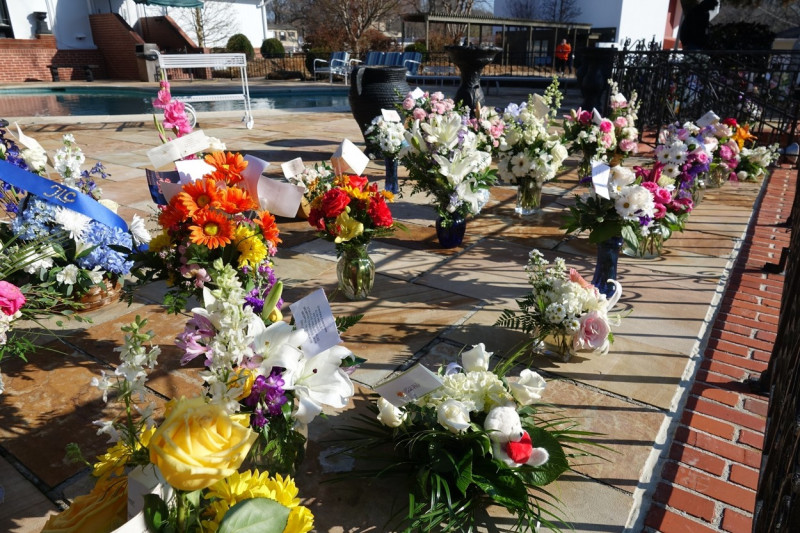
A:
[[307, 207, 327, 231], [722, 117, 738, 128], [368, 197, 393, 227], [321, 188, 351, 218], [346, 174, 369, 190]]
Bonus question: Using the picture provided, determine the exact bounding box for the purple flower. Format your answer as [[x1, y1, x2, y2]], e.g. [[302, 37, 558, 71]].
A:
[[250, 409, 268, 430]]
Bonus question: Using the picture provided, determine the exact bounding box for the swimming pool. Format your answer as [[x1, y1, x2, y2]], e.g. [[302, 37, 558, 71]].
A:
[[0, 87, 350, 117]]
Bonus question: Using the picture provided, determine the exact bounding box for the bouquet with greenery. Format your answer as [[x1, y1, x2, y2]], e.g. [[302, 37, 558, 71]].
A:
[[337, 344, 599, 532], [52, 316, 314, 533], [736, 143, 779, 182], [496, 249, 623, 360], [0, 129, 149, 300], [364, 115, 406, 159], [136, 151, 282, 313], [176, 260, 359, 475], [306, 172, 400, 255], [562, 165, 656, 249], [399, 109, 496, 225]]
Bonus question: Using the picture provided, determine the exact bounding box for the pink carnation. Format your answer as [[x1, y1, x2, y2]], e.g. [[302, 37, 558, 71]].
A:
[[412, 108, 427, 121], [0, 281, 25, 316], [402, 97, 415, 110], [614, 116, 628, 128], [618, 138, 637, 154]]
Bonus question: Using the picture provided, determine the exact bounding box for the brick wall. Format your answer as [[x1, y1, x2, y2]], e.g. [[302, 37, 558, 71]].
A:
[[88, 13, 144, 81], [0, 35, 60, 82]]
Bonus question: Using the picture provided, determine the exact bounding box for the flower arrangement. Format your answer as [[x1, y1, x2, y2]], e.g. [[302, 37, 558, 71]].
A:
[[495, 249, 623, 360], [136, 151, 282, 313], [338, 344, 599, 532], [655, 121, 711, 199], [466, 104, 507, 156], [364, 115, 406, 159], [51, 316, 314, 533], [562, 83, 639, 177], [561, 165, 656, 249], [737, 143, 779, 181], [306, 172, 400, 254], [0, 129, 149, 300], [495, 94, 570, 214], [696, 115, 742, 186], [399, 108, 496, 225], [176, 260, 358, 475]]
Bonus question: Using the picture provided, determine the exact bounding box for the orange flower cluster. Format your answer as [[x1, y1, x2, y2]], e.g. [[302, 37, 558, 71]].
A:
[[153, 153, 281, 273]]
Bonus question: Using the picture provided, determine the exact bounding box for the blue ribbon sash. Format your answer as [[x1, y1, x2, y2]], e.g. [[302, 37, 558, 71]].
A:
[[0, 159, 129, 232]]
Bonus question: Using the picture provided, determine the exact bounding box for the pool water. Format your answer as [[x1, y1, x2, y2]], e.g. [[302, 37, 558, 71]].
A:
[[0, 87, 350, 117]]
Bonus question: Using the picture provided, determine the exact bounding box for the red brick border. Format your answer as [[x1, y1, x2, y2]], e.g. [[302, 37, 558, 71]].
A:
[[642, 166, 795, 532]]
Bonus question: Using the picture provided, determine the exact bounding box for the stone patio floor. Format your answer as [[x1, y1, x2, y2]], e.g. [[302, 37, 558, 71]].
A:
[[0, 81, 793, 532]]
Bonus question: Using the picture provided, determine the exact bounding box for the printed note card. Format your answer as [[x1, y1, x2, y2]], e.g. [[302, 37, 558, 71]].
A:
[[289, 288, 341, 357], [375, 364, 444, 407]]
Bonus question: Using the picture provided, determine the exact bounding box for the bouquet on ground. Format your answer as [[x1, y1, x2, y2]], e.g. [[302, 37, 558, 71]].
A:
[[338, 344, 599, 532], [136, 151, 282, 314], [562, 164, 656, 251], [496, 249, 623, 360], [655, 121, 710, 202], [0, 128, 149, 300], [177, 260, 358, 475], [399, 107, 496, 226], [51, 316, 314, 533], [737, 143, 779, 181], [496, 94, 570, 213], [696, 113, 742, 185]]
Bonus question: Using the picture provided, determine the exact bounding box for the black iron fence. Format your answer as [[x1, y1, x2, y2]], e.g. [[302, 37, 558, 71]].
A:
[[609, 46, 800, 146]]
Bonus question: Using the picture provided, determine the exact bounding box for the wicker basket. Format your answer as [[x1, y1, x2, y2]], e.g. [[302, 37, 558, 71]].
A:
[[76, 277, 123, 312]]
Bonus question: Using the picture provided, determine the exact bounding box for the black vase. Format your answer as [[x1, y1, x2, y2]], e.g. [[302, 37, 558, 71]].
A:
[[384, 157, 399, 194], [592, 236, 623, 298], [436, 215, 467, 248], [349, 66, 409, 148]]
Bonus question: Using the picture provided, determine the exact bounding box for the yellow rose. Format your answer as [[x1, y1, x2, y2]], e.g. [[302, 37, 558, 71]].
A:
[[149, 397, 258, 491], [41, 476, 127, 533]]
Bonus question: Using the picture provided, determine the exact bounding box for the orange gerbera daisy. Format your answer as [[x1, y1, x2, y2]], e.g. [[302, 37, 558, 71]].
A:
[[205, 151, 248, 185], [256, 210, 282, 247], [188, 209, 234, 249], [216, 186, 257, 214], [158, 202, 189, 230], [177, 178, 220, 217]]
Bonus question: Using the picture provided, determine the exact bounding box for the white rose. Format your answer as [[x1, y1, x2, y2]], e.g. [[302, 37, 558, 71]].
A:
[[98, 198, 119, 214], [437, 399, 471, 434], [509, 369, 547, 406], [376, 397, 406, 428], [206, 136, 227, 153], [461, 343, 492, 372]]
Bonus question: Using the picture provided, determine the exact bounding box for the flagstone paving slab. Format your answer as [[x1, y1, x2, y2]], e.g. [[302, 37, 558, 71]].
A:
[[0, 457, 58, 533]]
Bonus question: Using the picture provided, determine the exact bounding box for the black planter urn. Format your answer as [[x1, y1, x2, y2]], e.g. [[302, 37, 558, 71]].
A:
[[349, 65, 409, 147], [444, 45, 500, 116]]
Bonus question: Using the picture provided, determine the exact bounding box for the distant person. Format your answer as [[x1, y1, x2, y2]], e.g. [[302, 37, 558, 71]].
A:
[[555, 39, 572, 75], [679, 0, 719, 50]]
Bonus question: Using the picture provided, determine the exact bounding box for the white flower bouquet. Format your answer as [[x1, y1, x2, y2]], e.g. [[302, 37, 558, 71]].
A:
[[496, 249, 623, 360], [337, 343, 598, 532], [364, 115, 406, 159], [399, 110, 496, 225]]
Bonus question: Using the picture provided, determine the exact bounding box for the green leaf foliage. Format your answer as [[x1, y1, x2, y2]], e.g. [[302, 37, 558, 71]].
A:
[[217, 498, 291, 533]]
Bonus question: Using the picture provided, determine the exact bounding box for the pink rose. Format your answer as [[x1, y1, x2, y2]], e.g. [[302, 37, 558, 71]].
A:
[[599, 119, 613, 133], [431, 91, 444, 101], [577, 110, 592, 125], [718, 145, 733, 161], [573, 311, 611, 352], [412, 108, 427, 121], [614, 116, 628, 129], [618, 138, 637, 154], [653, 187, 672, 205], [0, 281, 25, 316], [671, 197, 693, 212]]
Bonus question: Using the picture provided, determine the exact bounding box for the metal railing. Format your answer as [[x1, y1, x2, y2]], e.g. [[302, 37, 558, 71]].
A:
[[610, 46, 800, 146]]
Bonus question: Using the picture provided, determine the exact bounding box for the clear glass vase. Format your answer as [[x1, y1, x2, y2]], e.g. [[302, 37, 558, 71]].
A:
[[337, 243, 375, 300], [622, 232, 664, 259], [515, 176, 542, 216], [537, 333, 576, 363], [706, 166, 728, 188]]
